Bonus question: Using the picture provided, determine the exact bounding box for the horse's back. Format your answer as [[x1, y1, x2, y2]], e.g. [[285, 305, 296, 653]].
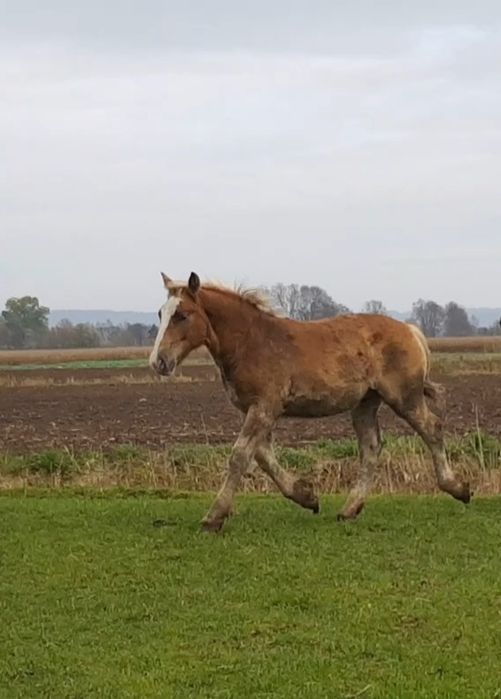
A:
[[289, 313, 420, 365], [281, 313, 428, 414]]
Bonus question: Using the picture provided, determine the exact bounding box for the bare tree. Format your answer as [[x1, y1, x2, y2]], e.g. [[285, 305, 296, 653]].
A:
[[363, 300, 387, 315], [268, 283, 302, 318], [42, 320, 101, 349], [411, 299, 445, 337], [297, 285, 349, 320], [443, 302, 475, 337], [268, 284, 349, 320], [127, 323, 150, 346]]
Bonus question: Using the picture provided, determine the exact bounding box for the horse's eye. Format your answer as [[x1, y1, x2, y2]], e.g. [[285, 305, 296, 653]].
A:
[[158, 310, 162, 321], [173, 310, 187, 322]]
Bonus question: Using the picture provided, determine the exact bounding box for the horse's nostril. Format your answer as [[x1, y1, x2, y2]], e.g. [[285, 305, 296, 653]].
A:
[[158, 358, 167, 373]]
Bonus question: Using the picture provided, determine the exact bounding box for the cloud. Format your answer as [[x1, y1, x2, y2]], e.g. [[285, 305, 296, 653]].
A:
[[1, 5, 500, 310]]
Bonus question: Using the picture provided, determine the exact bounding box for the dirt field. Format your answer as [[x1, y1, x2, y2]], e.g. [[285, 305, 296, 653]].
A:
[[0, 364, 217, 385], [1, 370, 500, 453]]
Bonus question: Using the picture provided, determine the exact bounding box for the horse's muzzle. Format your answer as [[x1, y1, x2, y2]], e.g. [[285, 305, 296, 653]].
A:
[[152, 356, 176, 376]]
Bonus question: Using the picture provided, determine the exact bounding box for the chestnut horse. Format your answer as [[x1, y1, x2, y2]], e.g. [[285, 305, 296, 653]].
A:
[[150, 272, 471, 532]]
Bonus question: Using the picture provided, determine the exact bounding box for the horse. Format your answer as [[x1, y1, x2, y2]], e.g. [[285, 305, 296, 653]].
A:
[[150, 272, 471, 532]]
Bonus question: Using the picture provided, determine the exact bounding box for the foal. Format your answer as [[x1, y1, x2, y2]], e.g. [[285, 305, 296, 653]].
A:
[[150, 272, 471, 532]]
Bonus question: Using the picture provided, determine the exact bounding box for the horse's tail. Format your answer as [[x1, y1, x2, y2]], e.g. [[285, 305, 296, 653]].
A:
[[409, 324, 446, 417]]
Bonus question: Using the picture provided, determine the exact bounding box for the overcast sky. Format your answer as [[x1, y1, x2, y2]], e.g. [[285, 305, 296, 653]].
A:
[[1, 1, 500, 312]]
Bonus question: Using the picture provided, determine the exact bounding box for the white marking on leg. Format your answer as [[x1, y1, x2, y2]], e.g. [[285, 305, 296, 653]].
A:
[[149, 296, 180, 369]]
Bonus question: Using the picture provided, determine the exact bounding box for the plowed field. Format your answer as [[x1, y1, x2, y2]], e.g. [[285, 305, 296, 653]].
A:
[[1, 370, 500, 453]]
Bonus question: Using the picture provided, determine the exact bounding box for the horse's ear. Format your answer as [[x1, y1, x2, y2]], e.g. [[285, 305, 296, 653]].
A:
[[161, 272, 173, 290], [188, 272, 200, 295]]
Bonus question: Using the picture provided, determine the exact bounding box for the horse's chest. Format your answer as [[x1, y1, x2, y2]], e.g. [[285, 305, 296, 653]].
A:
[[219, 372, 247, 412], [225, 382, 242, 409]]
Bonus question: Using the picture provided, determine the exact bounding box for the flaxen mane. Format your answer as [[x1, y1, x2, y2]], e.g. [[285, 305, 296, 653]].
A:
[[170, 280, 279, 316], [206, 284, 278, 316]]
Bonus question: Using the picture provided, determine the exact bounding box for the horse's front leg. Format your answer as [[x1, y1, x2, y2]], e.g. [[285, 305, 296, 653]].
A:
[[201, 406, 272, 533]]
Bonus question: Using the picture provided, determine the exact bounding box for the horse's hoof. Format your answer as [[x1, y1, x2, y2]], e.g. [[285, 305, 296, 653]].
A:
[[336, 512, 356, 522], [152, 519, 175, 528], [293, 478, 319, 513], [459, 482, 472, 504], [337, 501, 365, 521], [201, 518, 224, 534]]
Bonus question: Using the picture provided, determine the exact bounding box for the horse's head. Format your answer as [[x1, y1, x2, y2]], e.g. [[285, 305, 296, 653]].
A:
[[149, 271, 207, 376]]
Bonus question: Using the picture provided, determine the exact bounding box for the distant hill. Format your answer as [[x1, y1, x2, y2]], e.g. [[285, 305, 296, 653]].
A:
[[467, 308, 501, 327], [389, 309, 501, 327], [387, 310, 409, 322], [50, 307, 501, 329], [49, 310, 157, 327]]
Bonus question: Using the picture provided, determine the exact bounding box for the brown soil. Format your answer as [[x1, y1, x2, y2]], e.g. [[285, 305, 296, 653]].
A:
[[0, 364, 217, 385], [1, 372, 501, 454]]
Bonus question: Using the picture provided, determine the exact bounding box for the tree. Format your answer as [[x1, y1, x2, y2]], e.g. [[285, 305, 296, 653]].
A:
[[267, 283, 349, 320], [363, 300, 387, 315], [1, 296, 49, 348], [297, 285, 349, 320], [0, 318, 10, 348], [267, 283, 302, 319], [126, 323, 150, 346], [40, 320, 101, 349], [443, 302, 474, 337], [71, 323, 100, 348], [411, 299, 445, 337]]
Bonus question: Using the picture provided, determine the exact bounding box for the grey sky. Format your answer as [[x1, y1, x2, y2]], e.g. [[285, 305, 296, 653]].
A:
[[1, 1, 500, 312]]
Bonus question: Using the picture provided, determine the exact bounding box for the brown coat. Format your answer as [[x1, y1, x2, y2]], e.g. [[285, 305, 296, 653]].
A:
[[150, 274, 470, 533]]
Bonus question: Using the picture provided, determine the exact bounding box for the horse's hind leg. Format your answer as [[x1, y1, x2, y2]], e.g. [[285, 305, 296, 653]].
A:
[[338, 391, 382, 521], [255, 434, 319, 513], [391, 392, 471, 503]]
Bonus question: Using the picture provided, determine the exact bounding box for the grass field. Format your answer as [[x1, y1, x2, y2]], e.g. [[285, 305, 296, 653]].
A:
[[2, 346, 501, 381], [432, 351, 501, 374], [0, 346, 210, 367], [428, 336, 501, 353], [2, 334, 500, 698], [2, 434, 501, 494], [1, 336, 501, 368], [0, 346, 150, 365], [1, 353, 501, 381], [1, 493, 500, 698], [0, 358, 149, 371]]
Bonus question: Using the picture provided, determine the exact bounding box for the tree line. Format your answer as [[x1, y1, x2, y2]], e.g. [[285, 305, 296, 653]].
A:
[[0, 289, 499, 350], [0, 297, 156, 350], [264, 285, 499, 337]]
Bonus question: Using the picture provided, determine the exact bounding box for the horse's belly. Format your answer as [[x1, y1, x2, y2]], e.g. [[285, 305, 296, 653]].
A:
[[283, 379, 368, 418], [283, 396, 347, 418]]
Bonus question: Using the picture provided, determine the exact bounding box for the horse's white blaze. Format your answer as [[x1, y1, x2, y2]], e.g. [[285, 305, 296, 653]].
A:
[[149, 296, 181, 368]]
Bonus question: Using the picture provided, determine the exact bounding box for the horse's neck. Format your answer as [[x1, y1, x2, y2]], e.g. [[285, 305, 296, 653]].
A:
[[200, 289, 253, 373]]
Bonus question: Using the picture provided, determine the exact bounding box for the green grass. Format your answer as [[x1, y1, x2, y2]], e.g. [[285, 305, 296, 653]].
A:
[[0, 359, 149, 371], [2, 352, 501, 374], [433, 352, 501, 374], [2, 434, 500, 492], [1, 493, 501, 698]]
